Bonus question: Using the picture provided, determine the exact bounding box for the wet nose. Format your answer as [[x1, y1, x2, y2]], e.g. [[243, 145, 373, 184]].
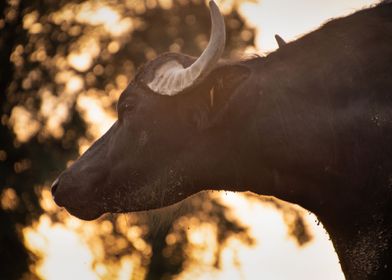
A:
[[51, 177, 59, 197]]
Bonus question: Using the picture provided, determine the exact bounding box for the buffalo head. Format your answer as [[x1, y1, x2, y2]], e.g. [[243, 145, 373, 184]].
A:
[[51, 1, 251, 220]]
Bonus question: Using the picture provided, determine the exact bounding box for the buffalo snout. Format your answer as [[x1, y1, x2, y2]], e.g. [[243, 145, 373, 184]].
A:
[[51, 163, 108, 220]]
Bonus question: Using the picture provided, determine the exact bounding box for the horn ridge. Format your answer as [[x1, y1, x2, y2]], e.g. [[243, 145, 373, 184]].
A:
[[147, 0, 226, 96]]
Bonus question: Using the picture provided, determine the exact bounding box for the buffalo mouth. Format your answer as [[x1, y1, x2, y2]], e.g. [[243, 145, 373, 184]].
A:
[[51, 175, 144, 220], [51, 172, 110, 220], [52, 187, 106, 221], [59, 203, 105, 221]]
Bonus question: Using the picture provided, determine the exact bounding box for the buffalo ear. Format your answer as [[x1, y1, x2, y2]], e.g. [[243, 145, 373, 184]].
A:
[[187, 63, 250, 130], [204, 64, 250, 126]]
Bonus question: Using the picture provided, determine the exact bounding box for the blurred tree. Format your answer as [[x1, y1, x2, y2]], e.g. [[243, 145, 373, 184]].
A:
[[143, 192, 255, 279], [0, 0, 86, 278], [0, 0, 311, 279]]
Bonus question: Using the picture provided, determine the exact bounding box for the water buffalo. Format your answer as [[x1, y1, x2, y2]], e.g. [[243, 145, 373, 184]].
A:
[[52, 1, 392, 278]]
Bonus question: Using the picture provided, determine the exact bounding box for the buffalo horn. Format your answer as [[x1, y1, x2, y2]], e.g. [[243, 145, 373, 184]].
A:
[[147, 0, 226, 96]]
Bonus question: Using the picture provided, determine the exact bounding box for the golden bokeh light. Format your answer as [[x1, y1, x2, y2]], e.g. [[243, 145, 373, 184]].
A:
[[1, 188, 20, 211], [25, 188, 345, 279], [76, 90, 116, 153], [9, 106, 41, 143], [24, 188, 148, 280], [24, 215, 99, 280], [216, 192, 344, 279]]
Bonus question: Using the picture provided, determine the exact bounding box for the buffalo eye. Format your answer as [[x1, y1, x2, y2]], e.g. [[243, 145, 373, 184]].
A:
[[118, 102, 136, 121]]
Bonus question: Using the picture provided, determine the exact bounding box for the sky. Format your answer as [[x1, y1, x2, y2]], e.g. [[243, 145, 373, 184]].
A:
[[238, 0, 379, 52]]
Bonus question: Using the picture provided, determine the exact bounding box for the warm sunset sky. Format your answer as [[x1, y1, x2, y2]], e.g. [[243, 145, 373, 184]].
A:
[[239, 0, 379, 52]]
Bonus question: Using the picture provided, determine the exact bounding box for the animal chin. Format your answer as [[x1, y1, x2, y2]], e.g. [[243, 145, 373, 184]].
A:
[[64, 205, 104, 221]]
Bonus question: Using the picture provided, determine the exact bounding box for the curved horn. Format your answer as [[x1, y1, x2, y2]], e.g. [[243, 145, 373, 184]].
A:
[[148, 0, 226, 96]]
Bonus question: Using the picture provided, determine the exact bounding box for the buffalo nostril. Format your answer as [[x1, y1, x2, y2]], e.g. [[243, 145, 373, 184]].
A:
[[51, 177, 59, 197]]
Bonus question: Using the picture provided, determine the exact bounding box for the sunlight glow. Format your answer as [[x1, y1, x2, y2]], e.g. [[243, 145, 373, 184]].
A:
[[24, 188, 147, 280], [26, 188, 344, 279], [75, 3, 133, 36], [187, 222, 218, 266], [67, 52, 94, 72], [52, 1, 133, 37], [67, 37, 101, 72], [24, 216, 99, 280], [39, 89, 74, 139], [239, 0, 380, 52], [1, 188, 19, 211], [217, 192, 344, 279], [76, 90, 116, 153], [9, 106, 40, 143]]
